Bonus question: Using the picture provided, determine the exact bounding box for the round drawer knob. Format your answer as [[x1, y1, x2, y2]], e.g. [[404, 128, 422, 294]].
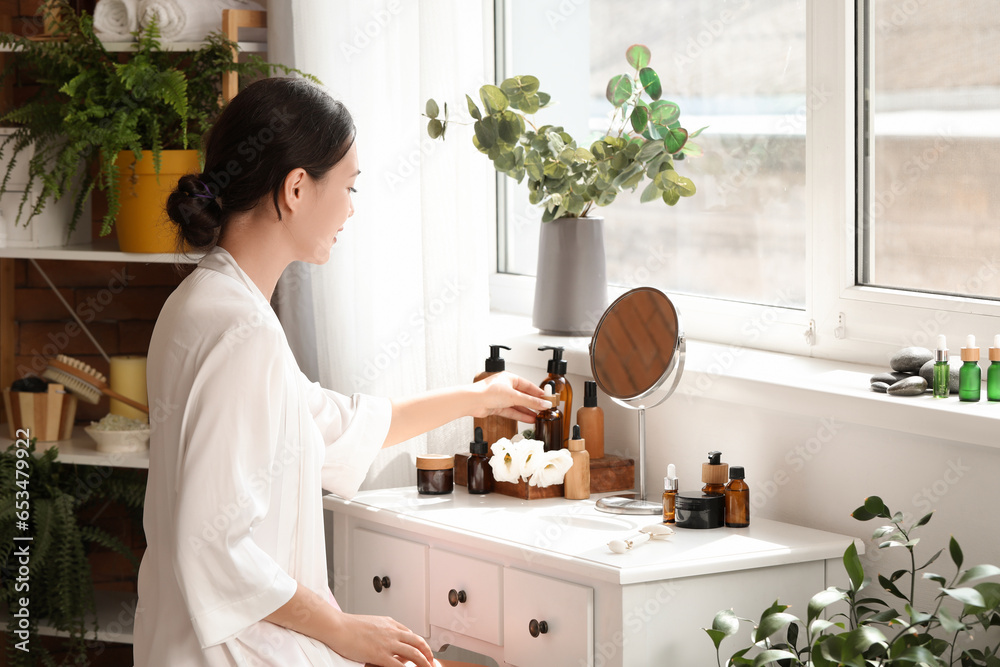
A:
[[448, 589, 467, 607], [528, 619, 548, 638], [372, 576, 391, 593]]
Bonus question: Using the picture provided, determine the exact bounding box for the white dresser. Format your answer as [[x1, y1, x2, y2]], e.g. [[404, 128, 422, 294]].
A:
[[324, 489, 861, 667]]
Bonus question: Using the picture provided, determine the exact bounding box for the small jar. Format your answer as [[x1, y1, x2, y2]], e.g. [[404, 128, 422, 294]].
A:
[[416, 454, 454, 495], [674, 491, 725, 529]]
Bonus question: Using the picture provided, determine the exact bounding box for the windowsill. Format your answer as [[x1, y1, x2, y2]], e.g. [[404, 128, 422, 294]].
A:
[[488, 312, 1000, 451]]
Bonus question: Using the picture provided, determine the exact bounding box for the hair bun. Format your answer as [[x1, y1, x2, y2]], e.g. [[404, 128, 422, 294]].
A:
[[167, 173, 224, 250]]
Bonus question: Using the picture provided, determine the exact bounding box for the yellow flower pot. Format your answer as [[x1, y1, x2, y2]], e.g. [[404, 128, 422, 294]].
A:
[[114, 149, 201, 253]]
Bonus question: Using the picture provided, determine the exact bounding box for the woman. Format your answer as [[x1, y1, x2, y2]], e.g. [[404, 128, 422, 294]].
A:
[[133, 77, 549, 667]]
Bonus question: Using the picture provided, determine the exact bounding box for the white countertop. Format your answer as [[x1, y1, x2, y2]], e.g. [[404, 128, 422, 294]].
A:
[[324, 487, 862, 585]]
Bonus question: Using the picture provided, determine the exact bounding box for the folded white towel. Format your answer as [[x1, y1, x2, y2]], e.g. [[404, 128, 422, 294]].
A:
[[136, 0, 265, 43], [93, 0, 139, 41]]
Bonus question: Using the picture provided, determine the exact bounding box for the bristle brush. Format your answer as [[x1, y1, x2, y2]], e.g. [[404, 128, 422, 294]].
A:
[[41, 354, 149, 414]]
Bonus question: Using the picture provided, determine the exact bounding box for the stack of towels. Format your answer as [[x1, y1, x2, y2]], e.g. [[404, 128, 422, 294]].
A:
[[94, 0, 265, 43]]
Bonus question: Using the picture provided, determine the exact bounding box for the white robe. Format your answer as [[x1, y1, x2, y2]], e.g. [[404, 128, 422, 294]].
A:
[[134, 246, 391, 666]]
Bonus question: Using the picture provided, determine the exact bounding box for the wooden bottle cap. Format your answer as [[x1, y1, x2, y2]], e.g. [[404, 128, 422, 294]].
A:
[[990, 347, 1000, 362], [702, 461, 729, 485], [961, 347, 980, 362]]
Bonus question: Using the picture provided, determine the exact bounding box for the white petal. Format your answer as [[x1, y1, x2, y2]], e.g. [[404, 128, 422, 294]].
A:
[[528, 450, 573, 487]]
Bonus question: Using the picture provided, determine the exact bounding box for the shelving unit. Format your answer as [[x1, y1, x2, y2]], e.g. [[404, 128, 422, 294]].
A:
[[0, 590, 137, 644], [1, 424, 150, 468], [0, 236, 203, 263]]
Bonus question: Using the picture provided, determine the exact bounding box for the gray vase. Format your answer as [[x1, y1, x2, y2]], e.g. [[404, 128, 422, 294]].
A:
[[532, 216, 609, 336]]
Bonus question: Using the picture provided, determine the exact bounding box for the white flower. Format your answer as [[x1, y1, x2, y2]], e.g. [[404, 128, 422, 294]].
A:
[[490, 437, 514, 458], [514, 440, 545, 480], [528, 450, 573, 488], [489, 442, 522, 483]]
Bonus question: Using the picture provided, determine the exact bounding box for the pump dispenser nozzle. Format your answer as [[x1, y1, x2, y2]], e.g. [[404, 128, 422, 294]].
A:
[[538, 346, 567, 374], [485, 345, 511, 373]]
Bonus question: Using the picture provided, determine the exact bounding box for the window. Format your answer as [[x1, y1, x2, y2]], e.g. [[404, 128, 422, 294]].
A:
[[493, 0, 1000, 363]]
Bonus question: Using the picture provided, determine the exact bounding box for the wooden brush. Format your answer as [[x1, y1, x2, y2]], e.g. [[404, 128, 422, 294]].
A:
[[41, 354, 150, 414]]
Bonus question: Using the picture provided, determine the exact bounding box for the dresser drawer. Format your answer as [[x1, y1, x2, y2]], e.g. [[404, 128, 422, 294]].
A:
[[503, 568, 593, 667], [349, 528, 429, 637], [429, 549, 502, 645]]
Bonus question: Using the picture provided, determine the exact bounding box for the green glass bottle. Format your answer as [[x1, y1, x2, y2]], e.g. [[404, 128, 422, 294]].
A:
[[933, 335, 950, 399], [959, 335, 981, 402], [988, 335, 1000, 402]]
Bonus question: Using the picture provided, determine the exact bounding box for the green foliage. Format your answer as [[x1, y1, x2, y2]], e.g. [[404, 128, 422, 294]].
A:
[[0, 1, 313, 237], [705, 496, 1000, 667], [423, 44, 700, 222], [1, 438, 148, 666]]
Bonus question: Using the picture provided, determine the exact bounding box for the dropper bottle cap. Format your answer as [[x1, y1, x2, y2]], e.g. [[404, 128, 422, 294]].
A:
[[990, 334, 1000, 362], [665, 463, 678, 491], [568, 424, 585, 452], [935, 335, 949, 362], [583, 380, 598, 407], [542, 381, 559, 407], [961, 334, 980, 362], [470, 426, 489, 455]]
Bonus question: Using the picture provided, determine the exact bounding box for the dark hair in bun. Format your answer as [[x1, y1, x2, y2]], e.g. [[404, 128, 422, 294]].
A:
[[166, 76, 356, 254]]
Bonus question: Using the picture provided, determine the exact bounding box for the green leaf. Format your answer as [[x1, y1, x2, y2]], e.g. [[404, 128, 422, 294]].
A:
[[679, 141, 703, 157], [500, 74, 540, 98], [427, 119, 443, 139], [914, 511, 934, 528], [950, 537, 964, 570], [425, 99, 439, 119], [606, 75, 632, 107], [689, 125, 709, 138], [808, 588, 848, 623], [751, 649, 797, 667], [519, 94, 540, 114], [852, 505, 877, 521], [844, 541, 865, 594], [957, 564, 1000, 586], [892, 646, 938, 664], [938, 606, 967, 634], [711, 609, 742, 639], [538, 91, 551, 107], [917, 549, 943, 571], [650, 100, 681, 126], [923, 571, 947, 586], [879, 574, 908, 600], [639, 67, 662, 100], [872, 525, 897, 539], [809, 618, 836, 634], [662, 188, 680, 206], [704, 628, 727, 650], [630, 105, 648, 133], [480, 85, 509, 114], [864, 496, 888, 517], [498, 111, 521, 144], [845, 626, 887, 656], [664, 128, 688, 154], [943, 587, 986, 607], [754, 612, 798, 643], [474, 118, 497, 149], [639, 180, 660, 204], [626, 44, 651, 69], [466, 94, 482, 120]]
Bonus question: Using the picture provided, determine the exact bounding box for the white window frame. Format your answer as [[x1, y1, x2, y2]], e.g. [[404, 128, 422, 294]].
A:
[[489, 0, 1000, 368]]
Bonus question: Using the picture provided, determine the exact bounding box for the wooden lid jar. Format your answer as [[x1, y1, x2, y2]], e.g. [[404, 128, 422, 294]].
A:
[[3, 384, 77, 442]]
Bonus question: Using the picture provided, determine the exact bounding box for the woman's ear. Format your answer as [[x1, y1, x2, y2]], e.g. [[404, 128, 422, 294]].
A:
[[280, 168, 308, 215]]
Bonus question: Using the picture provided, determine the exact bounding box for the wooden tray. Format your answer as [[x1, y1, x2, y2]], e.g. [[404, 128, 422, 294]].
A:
[[454, 452, 635, 500]]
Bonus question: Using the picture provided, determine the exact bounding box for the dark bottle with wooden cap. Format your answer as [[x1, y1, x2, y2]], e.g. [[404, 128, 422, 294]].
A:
[[535, 380, 563, 452], [564, 425, 590, 499], [701, 451, 729, 496]]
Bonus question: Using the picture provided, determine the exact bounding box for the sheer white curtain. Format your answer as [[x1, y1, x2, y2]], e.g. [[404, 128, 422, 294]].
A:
[[269, 0, 494, 489]]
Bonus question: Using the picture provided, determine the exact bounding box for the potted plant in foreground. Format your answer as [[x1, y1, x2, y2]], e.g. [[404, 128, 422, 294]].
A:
[[706, 495, 1000, 666], [425, 43, 702, 335], [0, 0, 310, 252]]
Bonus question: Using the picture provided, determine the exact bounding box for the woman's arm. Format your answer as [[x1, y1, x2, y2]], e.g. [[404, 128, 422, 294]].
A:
[[383, 372, 550, 448], [264, 582, 434, 667]]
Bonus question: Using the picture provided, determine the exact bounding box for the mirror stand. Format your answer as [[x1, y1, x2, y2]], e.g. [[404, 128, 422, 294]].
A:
[[595, 406, 663, 514]]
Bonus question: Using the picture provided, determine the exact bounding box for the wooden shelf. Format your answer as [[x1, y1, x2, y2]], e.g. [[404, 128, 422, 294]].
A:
[[0, 236, 204, 263], [0, 41, 266, 53], [1, 424, 149, 469], [0, 590, 137, 644]]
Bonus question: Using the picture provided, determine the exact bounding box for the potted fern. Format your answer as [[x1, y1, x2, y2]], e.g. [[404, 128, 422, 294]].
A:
[[425, 44, 702, 334], [0, 0, 309, 252], [0, 438, 147, 666]]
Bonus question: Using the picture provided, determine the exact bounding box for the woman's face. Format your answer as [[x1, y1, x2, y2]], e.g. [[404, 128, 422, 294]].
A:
[[295, 141, 359, 264]]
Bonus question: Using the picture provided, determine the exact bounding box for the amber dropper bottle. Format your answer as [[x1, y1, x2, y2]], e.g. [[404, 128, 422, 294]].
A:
[[725, 466, 750, 528], [662, 464, 678, 524], [535, 381, 563, 452], [538, 346, 573, 446]]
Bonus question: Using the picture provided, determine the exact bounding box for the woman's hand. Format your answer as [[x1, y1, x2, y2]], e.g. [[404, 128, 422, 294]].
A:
[[470, 371, 551, 423], [330, 611, 434, 667]]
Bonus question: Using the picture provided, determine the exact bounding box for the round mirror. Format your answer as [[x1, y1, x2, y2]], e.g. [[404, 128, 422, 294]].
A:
[[589, 287, 685, 515], [590, 287, 684, 408]]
